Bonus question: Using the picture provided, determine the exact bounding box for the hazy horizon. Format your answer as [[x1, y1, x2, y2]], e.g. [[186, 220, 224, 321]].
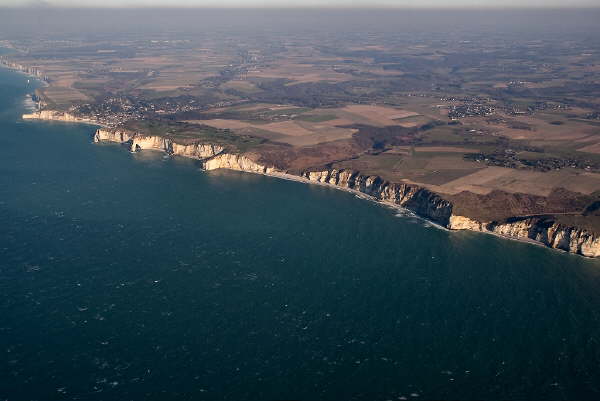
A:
[[2, 0, 600, 9]]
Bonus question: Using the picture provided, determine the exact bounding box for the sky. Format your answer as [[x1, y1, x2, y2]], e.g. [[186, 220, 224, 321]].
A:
[[1, 0, 599, 7]]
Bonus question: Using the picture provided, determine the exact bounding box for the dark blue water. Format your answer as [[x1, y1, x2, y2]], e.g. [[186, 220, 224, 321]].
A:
[[1, 67, 600, 401]]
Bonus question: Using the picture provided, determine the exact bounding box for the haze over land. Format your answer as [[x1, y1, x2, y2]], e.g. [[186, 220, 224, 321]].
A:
[[2, 7, 600, 254], [2, 0, 600, 8]]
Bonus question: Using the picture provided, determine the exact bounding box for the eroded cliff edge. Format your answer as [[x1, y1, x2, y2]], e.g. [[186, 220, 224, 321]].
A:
[[93, 128, 600, 257]]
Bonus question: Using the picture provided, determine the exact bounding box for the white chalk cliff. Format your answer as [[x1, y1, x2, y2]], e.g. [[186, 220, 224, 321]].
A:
[[22, 110, 93, 123], [448, 215, 600, 257], [94, 129, 224, 159]]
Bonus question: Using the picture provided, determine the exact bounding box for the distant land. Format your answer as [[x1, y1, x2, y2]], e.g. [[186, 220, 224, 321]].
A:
[[4, 8, 600, 256]]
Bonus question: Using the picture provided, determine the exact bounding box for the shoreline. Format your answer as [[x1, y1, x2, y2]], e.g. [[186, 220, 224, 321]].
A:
[[15, 106, 600, 259], [96, 131, 600, 258], [199, 159, 578, 253], [106, 139, 597, 258], [21, 109, 105, 127], [247, 168, 450, 230]]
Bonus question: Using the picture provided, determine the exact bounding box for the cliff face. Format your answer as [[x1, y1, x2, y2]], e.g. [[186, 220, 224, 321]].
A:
[[93, 129, 224, 160], [302, 169, 453, 226], [129, 135, 224, 159], [92, 128, 600, 257], [201, 153, 280, 174], [449, 215, 600, 257], [22, 110, 92, 123]]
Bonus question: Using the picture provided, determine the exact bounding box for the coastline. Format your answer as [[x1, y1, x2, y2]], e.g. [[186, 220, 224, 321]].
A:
[[21, 109, 101, 126], [0, 64, 49, 116], [247, 170, 449, 230], [90, 127, 600, 258], [0, 60, 49, 87], [17, 108, 600, 258], [195, 159, 582, 255]]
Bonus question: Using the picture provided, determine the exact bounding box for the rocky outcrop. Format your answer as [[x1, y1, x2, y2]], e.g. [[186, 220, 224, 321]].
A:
[[201, 153, 280, 174], [129, 135, 224, 159], [448, 215, 487, 231], [22, 110, 92, 123], [91, 128, 600, 257], [449, 215, 600, 257], [93, 128, 134, 144]]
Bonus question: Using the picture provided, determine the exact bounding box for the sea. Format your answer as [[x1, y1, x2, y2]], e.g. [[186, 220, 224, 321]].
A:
[[1, 66, 600, 401]]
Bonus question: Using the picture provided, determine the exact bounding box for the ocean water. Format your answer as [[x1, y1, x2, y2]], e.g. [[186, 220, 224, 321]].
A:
[[1, 67, 600, 401]]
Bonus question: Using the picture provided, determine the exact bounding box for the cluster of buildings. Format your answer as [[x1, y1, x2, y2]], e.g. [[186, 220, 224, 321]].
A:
[[448, 103, 495, 119], [71, 96, 244, 127], [503, 101, 570, 116], [585, 112, 600, 120]]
